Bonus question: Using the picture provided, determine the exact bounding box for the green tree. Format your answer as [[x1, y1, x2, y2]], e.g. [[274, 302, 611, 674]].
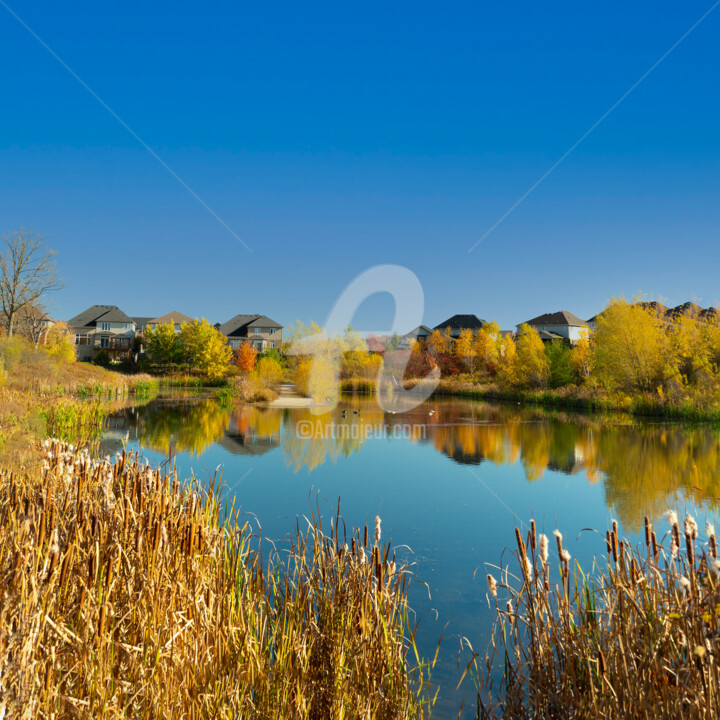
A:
[[179, 319, 232, 380], [144, 322, 183, 364], [545, 340, 575, 388]]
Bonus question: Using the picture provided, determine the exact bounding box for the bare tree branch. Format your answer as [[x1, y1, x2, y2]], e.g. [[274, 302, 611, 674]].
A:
[[0, 229, 62, 337]]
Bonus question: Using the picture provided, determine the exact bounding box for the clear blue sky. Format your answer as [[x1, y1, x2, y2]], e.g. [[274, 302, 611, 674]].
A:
[[2, 1, 719, 331]]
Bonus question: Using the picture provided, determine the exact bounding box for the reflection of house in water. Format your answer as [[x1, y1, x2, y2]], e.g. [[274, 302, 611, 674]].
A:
[[547, 443, 587, 475], [218, 431, 280, 456], [219, 412, 280, 456], [98, 412, 133, 456]]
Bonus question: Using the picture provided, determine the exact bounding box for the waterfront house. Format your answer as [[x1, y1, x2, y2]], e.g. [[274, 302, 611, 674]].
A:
[[433, 314, 488, 339], [68, 305, 136, 361], [216, 314, 283, 352], [520, 311, 588, 345]]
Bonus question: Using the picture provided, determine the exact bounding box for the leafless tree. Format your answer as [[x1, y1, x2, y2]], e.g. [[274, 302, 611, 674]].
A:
[[0, 229, 61, 337]]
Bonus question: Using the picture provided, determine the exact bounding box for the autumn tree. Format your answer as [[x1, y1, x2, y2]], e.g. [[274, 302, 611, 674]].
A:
[[454, 328, 477, 373], [572, 334, 594, 383], [496, 333, 518, 387], [233, 342, 258, 372], [145, 322, 183, 365], [427, 328, 451, 356], [593, 298, 670, 393], [514, 324, 550, 388], [474, 322, 500, 375], [0, 229, 61, 337], [179, 319, 232, 380], [253, 355, 283, 389], [44, 321, 75, 363]]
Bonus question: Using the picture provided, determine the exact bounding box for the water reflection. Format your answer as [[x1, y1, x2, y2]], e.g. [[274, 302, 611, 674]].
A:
[[102, 396, 720, 528]]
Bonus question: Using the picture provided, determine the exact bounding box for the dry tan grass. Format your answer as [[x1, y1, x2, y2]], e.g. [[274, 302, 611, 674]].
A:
[[470, 515, 720, 719], [0, 440, 433, 719]]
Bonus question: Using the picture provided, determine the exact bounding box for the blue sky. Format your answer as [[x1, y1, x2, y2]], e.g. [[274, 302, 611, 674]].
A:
[[2, 1, 719, 331]]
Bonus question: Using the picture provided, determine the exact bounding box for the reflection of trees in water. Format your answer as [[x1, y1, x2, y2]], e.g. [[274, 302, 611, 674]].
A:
[[109, 397, 720, 530], [282, 407, 386, 473], [134, 400, 231, 456], [426, 401, 720, 529]]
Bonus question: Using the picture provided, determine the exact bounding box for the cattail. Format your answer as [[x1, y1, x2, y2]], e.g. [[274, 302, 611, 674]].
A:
[[506, 599, 514, 622], [486, 574, 498, 597], [706, 522, 716, 539], [530, 519, 537, 551], [644, 516, 651, 547], [554, 530, 563, 560], [651, 531, 659, 562], [374, 516, 381, 545], [686, 532, 695, 566], [598, 650, 606, 677], [666, 510, 678, 527], [363, 525, 368, 547], [710, 534, 717, 559], [679, 576, 691, 593], [685, 515, 698, 541], [539, 534, 549, 564]]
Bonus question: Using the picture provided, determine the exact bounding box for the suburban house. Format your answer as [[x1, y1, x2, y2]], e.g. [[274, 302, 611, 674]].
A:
[[433, 314, 488, 338], [146, 311, 193, 334], [215, 314, 283, 352], [520, 311, 588, 345], [400, 325, 433, 347], [68, 305, 136, 361]]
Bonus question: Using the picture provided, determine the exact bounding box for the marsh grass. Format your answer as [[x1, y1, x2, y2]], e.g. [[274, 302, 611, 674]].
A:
[[0, 441, 434, 719], [471, 516, 720, 718]]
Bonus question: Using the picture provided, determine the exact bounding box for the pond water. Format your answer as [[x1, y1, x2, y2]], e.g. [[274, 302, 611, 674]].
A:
[[100, 395, 720, 715]]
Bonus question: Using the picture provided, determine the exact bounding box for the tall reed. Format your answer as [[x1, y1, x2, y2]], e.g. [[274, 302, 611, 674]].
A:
[[0, 441, 434, 719], [470, 515, 720, 718]]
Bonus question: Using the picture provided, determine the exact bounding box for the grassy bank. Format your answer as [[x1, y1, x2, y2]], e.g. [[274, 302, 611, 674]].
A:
[[0, 440, 434, 719], [474, 514, 720, 719]]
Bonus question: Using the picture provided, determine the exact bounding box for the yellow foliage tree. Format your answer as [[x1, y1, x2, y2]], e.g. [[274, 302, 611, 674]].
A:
[[496, 333, 518, 387], [592, 298, 670, 393], [428, 329, 451, 355], [179, 319, 232, 380], [572, 334, 594, 383], [253, 356, 283, 389], [454, 328, 477, 373], [514, 324, 550, 389], [473, 322, 500, 375], [44, 321, 76, 363]]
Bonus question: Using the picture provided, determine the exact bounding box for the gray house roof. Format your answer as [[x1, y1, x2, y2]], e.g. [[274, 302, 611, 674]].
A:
[[523, 311, 586, 327], [402, 325, 434, 339], [68, 305, 134, 329], [149, 311, 193, 325], [132, 317, 154, 332], [433, 314, 488, 331], [216, 314, 283, 337]]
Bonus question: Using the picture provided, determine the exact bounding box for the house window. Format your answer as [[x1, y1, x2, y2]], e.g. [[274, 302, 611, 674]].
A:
[[100, 336, 110, 349], [270, 341, 275, 348], [253, 327, 261, 334], [230, 340, 241, 350], [99, 322, 111, 331], [254, 341, 263, 350]]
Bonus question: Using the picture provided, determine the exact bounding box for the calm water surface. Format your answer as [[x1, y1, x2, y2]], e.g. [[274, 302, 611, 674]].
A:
[[100, 395, 720, 715]]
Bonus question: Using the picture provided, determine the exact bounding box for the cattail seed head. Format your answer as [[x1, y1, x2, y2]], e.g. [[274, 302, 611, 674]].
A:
[[374, 516, 381, 545], [539, 534, 549, 564], [486, 574, 497, 597]]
